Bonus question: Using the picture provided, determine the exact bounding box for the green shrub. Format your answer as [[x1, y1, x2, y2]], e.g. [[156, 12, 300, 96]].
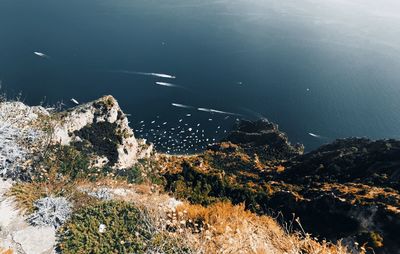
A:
[[115, 166, 144, 184], [57, 201, 152, 254]]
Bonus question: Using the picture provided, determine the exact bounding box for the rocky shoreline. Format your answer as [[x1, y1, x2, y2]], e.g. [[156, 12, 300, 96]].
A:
[[0, 96, 399, 254]]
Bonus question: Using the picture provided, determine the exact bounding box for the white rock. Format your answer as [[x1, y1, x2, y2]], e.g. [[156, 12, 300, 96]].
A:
[[99, 223, 107, 233], [0, 180, 56, 254], [13, 226, 56, 254], [51, 95, 152, 169]]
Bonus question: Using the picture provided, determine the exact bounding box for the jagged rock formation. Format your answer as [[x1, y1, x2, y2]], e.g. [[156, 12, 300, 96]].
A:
[[221, 119, 304, 161], [0, 96, 152, 180], [52, 95, 153, 169]]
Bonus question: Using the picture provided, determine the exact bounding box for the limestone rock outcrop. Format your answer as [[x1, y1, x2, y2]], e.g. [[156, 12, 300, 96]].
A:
[[52, 95, 152, 169], [0, 96, 152, 181]]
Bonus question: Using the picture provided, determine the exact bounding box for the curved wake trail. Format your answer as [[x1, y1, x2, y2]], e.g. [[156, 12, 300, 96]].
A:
[[197, 107, 242, 116], [171, 103, 242, 117], [171, 103, 194, 109], [113, 70, 176, 79], [155, 82, 181, 88]]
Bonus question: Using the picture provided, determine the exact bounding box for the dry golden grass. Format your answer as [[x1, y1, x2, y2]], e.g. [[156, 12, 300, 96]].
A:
[[174, 202, 358, 254], [7, 181, 56, 213], [7, 178, 96, 213], [7, 177, 364, 254], [40, 178, 365, 253]]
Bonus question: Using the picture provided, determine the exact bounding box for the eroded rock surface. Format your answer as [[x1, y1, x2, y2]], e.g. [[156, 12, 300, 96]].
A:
[[51, 95, 152, 169]]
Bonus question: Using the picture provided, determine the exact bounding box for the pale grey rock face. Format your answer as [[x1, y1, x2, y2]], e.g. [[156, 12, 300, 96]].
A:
[[51, 95, 152, 169], [0, 179, 56, 254], [12, 226, 56, 254]]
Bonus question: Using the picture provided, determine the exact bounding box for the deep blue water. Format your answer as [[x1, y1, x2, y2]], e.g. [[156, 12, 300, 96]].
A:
[[1, 0, 400, 153]]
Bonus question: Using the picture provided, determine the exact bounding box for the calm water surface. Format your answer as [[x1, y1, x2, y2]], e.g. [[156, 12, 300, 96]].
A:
[[1, 0, 400, 152]]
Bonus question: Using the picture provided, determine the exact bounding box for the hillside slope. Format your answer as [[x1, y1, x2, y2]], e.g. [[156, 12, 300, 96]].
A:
[[1, 96, 398, 253]]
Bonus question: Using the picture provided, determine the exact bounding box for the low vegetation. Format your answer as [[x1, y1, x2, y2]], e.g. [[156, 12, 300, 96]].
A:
[[57, 201, 152, 254], [2, 98, 383, 253], [174, 202, 352, 254]]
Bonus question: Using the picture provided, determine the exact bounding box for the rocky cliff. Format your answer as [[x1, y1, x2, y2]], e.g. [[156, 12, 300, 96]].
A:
[[0, 95, 152, 181], [1, 97, 399, 254], [222, 119, 304, 161], [51, 95, 152, 169]]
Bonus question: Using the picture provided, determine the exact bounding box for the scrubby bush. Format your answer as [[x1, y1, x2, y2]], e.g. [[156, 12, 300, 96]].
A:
[[55, 146, 92, 180], [115, 166, 144, 184], [58, 200, 193, 254], [57, 201, 153, 254]]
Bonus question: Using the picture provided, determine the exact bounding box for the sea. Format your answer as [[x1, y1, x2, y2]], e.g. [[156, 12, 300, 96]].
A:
[[1, 0, 400, 153]]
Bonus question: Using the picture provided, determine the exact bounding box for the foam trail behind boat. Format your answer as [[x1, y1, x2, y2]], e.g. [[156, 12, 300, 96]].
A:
[[155, 82, 181, 88], [197, 107, 242, 116], [172, 103, 194, 109], [113, 70, 176, 79]]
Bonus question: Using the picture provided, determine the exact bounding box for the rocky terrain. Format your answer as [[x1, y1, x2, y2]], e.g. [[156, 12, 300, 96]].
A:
[[0, 95, 398, 254], [161, 120, 400, 254]]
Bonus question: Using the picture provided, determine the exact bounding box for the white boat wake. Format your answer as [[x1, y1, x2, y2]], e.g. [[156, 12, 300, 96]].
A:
[[155, 82, 181, 88], [113, 70, 176, 79], [197, 107, 242, 116], [171, 103, 193, 109], [34, 51, 50, 59]]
